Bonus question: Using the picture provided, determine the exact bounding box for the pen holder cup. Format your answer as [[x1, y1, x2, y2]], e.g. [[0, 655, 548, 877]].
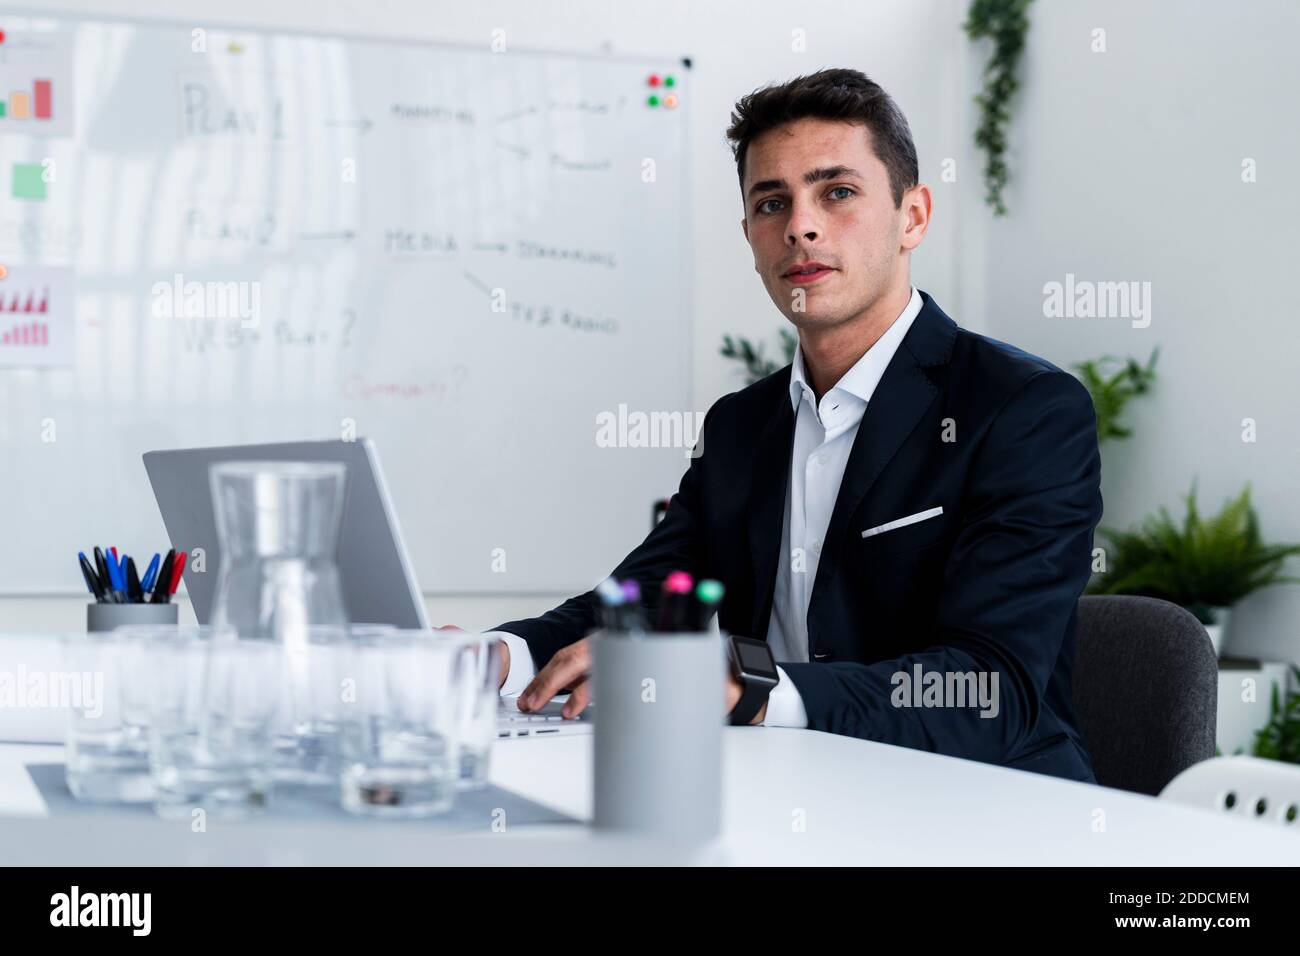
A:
[[87, 602, 179, 633], [591, 629, 725, 842]]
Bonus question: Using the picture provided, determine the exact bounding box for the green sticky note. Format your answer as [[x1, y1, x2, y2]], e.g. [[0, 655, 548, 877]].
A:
[[12, 163, 46, 201]]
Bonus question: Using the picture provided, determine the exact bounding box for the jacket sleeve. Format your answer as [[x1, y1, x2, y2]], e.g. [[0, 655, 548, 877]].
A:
[[490, 395, 729, 671], [779, 370, 1102, 762]]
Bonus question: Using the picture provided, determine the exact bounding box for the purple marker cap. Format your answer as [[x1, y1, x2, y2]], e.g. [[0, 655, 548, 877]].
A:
[[620, 579, 641, 603]]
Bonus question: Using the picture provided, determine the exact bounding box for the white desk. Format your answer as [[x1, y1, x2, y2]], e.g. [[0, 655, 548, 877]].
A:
[[0, 730, 1293, 865]]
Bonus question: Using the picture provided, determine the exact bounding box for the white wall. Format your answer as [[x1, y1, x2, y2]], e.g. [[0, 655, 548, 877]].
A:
[[5, 0, 967, 632], [974, 0, 1300, 663], [13, 1, 1296, 664]]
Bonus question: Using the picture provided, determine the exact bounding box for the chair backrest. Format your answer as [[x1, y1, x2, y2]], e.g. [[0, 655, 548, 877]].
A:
[[1162, 755, 1300, 828], [1073, 595, 1218, 794]]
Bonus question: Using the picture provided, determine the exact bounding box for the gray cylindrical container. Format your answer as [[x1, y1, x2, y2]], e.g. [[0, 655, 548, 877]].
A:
[[87, 602, 179, 632], [592, 630, 725, 840]]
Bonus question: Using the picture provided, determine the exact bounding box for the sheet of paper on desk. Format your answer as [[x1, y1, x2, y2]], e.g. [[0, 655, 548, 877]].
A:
[[0, 635, 69, 743]]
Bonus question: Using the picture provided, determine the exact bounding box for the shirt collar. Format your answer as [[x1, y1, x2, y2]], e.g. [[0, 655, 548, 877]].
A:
[[788, 286, 923, 412]]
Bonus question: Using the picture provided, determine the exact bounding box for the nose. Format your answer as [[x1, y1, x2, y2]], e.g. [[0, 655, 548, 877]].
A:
[[786, 199, 821, 246]]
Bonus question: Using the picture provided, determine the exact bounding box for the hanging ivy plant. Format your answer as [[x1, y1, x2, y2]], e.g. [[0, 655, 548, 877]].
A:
[[964, 0, 1034, 216]]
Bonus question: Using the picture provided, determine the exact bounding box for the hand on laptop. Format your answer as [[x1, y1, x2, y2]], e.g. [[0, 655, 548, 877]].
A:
[[514, 635, 758, 723], [516, 637, 592, 719]]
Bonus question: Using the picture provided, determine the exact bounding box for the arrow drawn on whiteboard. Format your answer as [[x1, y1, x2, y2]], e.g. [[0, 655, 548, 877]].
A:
[[495, 106, 539, 123], [339, 308, 358, 346], [325, 118, 374, 133], [495, 141, 530, 159], [462, 270, 493, 297], [472, 242, 507, 254], [299, 230, 356, 241]]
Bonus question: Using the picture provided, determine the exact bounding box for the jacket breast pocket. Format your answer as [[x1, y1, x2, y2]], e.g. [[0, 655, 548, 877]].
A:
[[857, 505, 951, 556]]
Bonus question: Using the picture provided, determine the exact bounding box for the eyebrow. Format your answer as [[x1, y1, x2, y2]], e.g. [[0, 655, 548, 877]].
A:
[[746, 165, 864, 199]]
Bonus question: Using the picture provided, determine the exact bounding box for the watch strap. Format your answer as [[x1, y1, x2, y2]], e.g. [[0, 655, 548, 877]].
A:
[[729, 671, 772, 725]]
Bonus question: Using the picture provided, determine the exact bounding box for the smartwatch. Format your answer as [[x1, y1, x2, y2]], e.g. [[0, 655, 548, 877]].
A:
[[727, 635, 779, 726]]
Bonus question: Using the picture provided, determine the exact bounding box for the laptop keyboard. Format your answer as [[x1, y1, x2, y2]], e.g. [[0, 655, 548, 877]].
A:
[[497, 697, 591, 737]]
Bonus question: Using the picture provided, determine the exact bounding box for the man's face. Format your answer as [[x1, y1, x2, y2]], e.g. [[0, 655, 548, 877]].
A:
[[741, 117, 904, 332]]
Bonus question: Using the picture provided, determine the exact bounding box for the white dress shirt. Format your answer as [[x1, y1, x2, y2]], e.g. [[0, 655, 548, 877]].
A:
[[761, 286, 923, 725], [492, 286, 925, 725]]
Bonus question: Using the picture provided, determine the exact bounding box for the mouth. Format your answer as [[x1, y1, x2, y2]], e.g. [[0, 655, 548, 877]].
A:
[[782, 262, 835, 285]]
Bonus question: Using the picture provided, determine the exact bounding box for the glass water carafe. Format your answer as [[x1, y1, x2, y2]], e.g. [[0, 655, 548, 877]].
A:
[[210, 460, 350, 784], [209, 460, 349, 642]]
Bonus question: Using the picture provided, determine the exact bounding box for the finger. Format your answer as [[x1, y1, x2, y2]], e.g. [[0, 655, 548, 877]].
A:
[[519, 653, 588, 712], [561, 677, 591, 720]]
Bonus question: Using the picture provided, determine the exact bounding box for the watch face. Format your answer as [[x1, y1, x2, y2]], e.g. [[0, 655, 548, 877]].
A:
[[732, 637, 778, 680]]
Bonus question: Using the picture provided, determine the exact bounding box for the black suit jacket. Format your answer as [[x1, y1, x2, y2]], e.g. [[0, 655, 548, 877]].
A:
[[496, 291, 1103, 783]]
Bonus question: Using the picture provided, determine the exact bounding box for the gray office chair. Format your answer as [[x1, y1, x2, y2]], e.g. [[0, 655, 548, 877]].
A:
[[1073, 595, 1218, 795]]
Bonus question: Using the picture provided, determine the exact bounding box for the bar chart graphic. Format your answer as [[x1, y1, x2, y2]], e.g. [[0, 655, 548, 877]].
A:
[[0, 285, 50, 313], [0, 28, 75, 136], [0, 319, 49, 346], [0, 78, 54, 119], [0, 266, 73, 368]]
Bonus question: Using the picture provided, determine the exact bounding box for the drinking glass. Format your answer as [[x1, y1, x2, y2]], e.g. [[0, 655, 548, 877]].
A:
[[443, 632, 502, 790], [338, 630, 464, 817], [270, 625, 348, 785], [143, 626, 281, 820], [62, 628, 156, 803]]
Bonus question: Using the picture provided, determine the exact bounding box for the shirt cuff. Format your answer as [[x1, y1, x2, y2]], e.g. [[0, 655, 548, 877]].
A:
[[761, 666, 809, 728], [486, 630, 536, 697]]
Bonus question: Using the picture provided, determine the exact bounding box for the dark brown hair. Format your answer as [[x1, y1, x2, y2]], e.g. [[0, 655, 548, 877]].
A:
[[725, 68, 918, 208]]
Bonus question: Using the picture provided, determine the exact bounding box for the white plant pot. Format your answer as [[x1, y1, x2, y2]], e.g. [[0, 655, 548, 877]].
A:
[[1203, 606, 1232, 657]]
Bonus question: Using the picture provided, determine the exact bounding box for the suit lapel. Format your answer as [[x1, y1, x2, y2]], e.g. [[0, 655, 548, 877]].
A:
[[746, 382, 795, 640], [811, 294, 956, 599], [812, 355, 937, 596], [744, 292, 959, 640]]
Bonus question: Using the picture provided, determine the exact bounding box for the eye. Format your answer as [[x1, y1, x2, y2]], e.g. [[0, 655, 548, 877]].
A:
[[828, 186, 855, 201], [755, 197, 783, 215]]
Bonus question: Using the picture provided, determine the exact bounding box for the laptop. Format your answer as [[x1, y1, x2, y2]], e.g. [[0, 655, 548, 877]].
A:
[[143, 439, 592, 738]]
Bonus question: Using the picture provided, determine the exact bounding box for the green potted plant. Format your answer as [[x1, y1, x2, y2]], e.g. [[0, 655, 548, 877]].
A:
[[1089, 485, 1300, 655], [1072, 349, 1158, 444], [720, 329, 798, 385], [1252, 666, 1300, 765], [964, 0, 1035, 216]]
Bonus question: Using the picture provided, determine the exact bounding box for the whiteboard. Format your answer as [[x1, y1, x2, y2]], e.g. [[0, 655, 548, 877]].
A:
[[0, 11, 694, 594]]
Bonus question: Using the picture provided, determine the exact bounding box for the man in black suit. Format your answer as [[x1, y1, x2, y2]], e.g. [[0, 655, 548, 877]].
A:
[[479, 69, 1101, 783]]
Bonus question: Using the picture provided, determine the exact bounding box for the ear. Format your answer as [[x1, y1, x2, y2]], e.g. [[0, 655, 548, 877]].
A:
[[899, 183, 933, 252], [741, 216, 749, 243]]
